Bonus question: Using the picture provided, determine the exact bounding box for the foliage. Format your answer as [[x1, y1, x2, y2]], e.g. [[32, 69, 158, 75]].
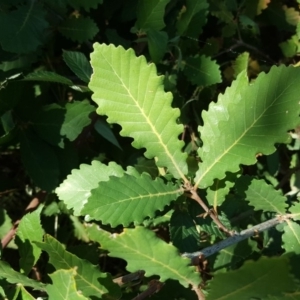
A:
[[1, 0, 300, 299]]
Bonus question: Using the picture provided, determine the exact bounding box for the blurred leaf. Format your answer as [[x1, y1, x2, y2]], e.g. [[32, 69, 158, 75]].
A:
[[35, 234, 121, 299], [24, 71, 73, 85], [87, 225, 201, 288], [20, 130, 59, 192], [67, 0, 103, 11], [46, 269, 89, 300], [147, 29, 168, 63], [233, 52, 249, 78], [94, 119, 122, 150], [15, 206, 44, 275], [61, 100, 94, 141], [58, 16, 99, 42], [62, 50, 92, 83], [0, 3, 49, 54], [206, 257, 296, 300]]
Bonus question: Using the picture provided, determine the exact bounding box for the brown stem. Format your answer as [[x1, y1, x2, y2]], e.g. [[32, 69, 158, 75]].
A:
[[1, 191, 45, 249], [131, 280, 164, 300], [189, 188, 234, 236]]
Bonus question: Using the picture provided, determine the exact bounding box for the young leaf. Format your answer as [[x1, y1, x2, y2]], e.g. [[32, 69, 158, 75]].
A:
[[233, 52, 249, 78], [195, 66, 300, 189], [0, 261, 46, 290], [56, 161, 124, 215], [61, 100, 94, 141], [0, 3, 49, 54], [58, 16, 99, 43], [135, 0, 170, 32], [35, 234, 121, 299], [206, 257, 296, 299], [46, 269, 88, 300], [87, 225, 201, 288], [235, 176, 287, 214], [176, 0, 209, 36], [62, 50, 92, 83], [24, 71, 73, 86], [81, 173, 183, 227], [89, 43, 188, 180], [15, 206, 44, 275], [184, 55, 222, 87]]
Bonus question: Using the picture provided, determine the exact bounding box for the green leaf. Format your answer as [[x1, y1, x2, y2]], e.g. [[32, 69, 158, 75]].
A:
[[67, 0, 103, 12], [282, 220, 300, 254], [15, 206, 44, 275], [81, 173, 183, 227], [23, 71, 73, 86], [62, 50, 92, 83], [58, 16, 99, 43], [56, 161, 124, 215], [233, 52, 249, 78], [19, 286, 36, 300], [94, 119, 122, 150], [176, 0, 209, 36], [61, 100, 94, 141], [35, 234, 121, 299], [0, 3, 49, 54], [87, 225, 200, 288], [89, 43, 188, 179], [0, 261, 46, 290], [147, 29, 168, 63], [170, 210, 200, 253], [46, 269, 89, 300], [206, 257, 296, 299], [20, 130, 59, 192], [195, 66, 300, 189], [235, 176, 287, 214], [183, 55, 222, 87], [135, 0, 170, 32]]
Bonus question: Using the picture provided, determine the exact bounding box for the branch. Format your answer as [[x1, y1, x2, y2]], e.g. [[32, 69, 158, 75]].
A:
[[182, 214, 291, 263]]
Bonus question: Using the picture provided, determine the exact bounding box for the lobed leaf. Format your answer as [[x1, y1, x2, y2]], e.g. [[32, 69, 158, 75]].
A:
[[282, 220, 300, 254], [195, 66, 300, 188], [235, 176, 286, 214], [35, 234, 121, 299], [89, 43, 188, 179], [87, 225, 201, 288], [81, 173, 183, 227], [56, 161, 124, 215], [46, 269, 89, 300]]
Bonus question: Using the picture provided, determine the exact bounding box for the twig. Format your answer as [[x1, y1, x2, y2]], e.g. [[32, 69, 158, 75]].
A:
[[1, 192, 45, 249], [131, 280, 164, 300], [189, 188, 235, 236], [113, 270, 145, 286], [182, 214, 291, 263]]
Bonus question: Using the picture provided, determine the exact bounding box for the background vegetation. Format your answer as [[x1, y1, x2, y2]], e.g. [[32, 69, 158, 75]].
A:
[[1, 0, 300, 299]]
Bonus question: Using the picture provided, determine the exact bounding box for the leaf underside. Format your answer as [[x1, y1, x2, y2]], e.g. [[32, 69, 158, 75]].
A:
[[89, 43, 188, 179], [195, 66, 300, 188]]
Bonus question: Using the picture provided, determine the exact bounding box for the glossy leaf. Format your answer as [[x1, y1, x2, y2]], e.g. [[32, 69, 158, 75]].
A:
[[207, 257, 296, 299], [15, 206, 44, 275], [195, 66, 300, 188], [56, 161, 124, 215], [46, 269, 88, 300], [35, 234, 121, 299], [184, 55, 222, 87], [81, 173, 183, 227], [135, 0, 170, 32], [58, 16, 99, 42], [63, 50, 92, 83], [89, 43, 188, 179], [0, 261, 46, 290], [87, 225, 200, 288], [235, 176, 286, 214]]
